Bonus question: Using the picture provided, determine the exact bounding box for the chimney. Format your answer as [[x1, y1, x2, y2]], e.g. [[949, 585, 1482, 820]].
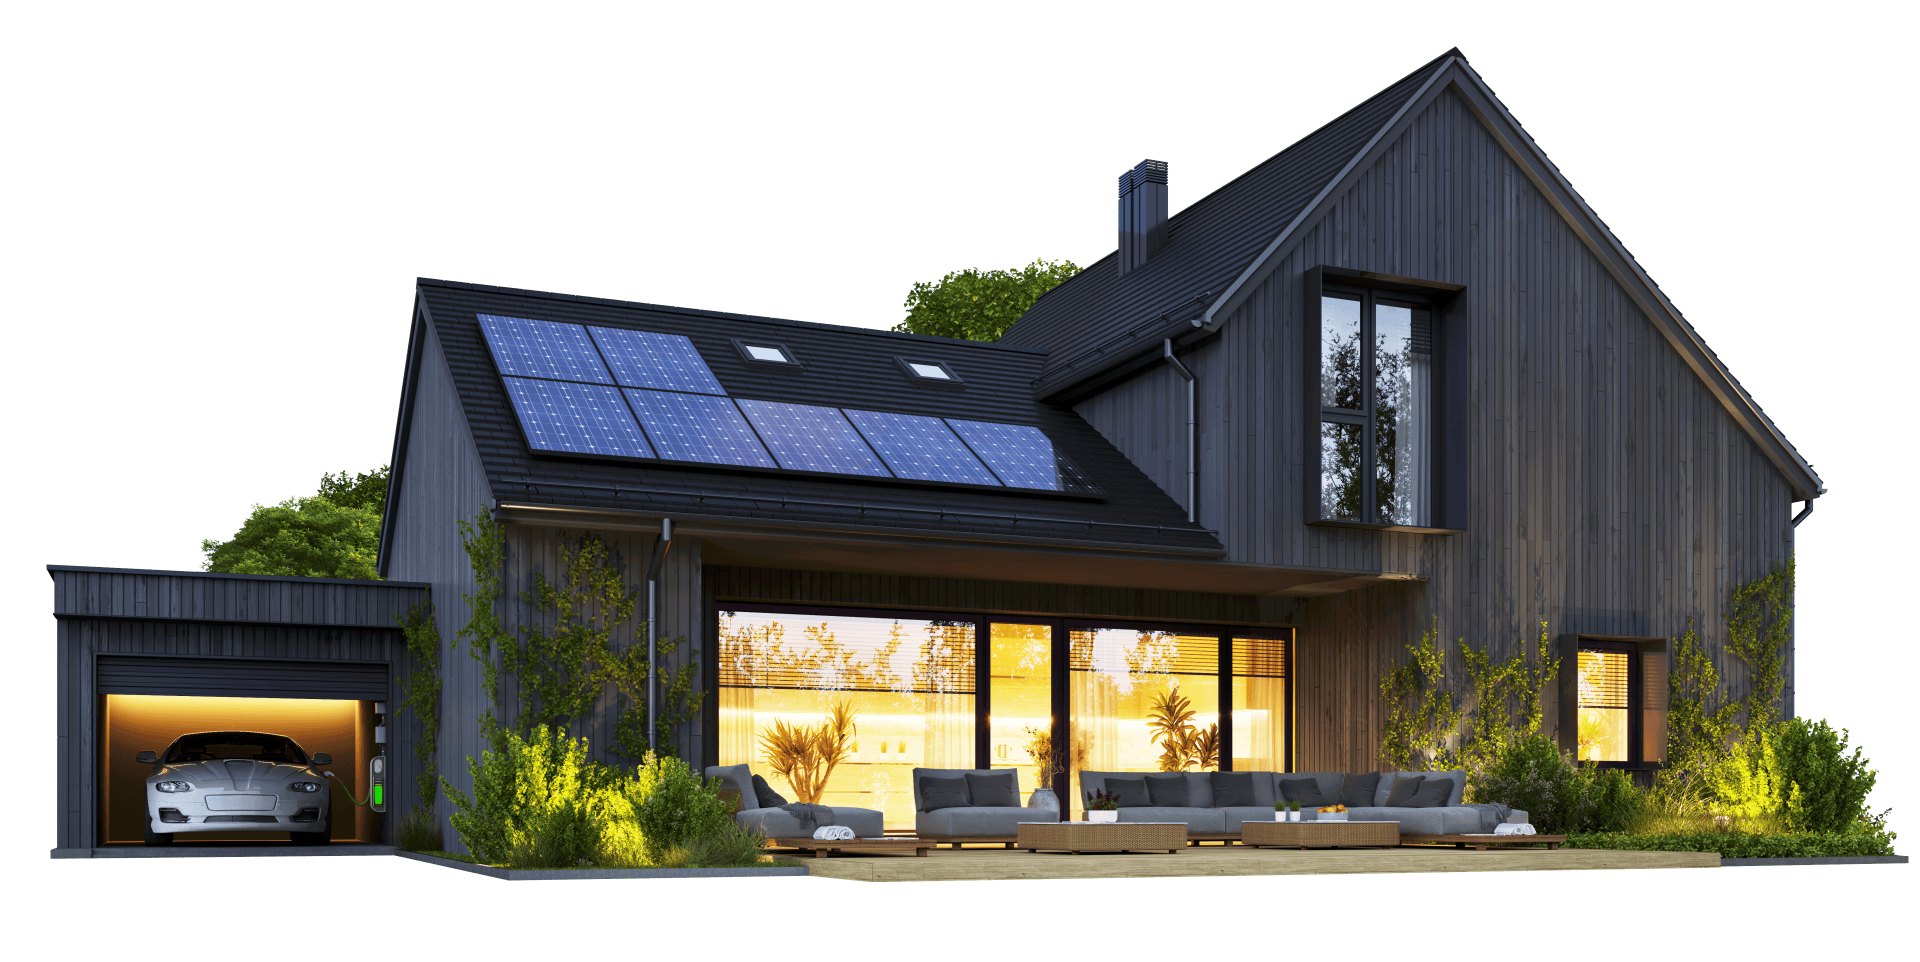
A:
[[1117, 159, 1168, 275]]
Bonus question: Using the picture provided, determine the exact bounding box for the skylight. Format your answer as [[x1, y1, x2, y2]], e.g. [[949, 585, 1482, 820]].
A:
[[908, 362, 950, 379], [742, 344, 791, 363]]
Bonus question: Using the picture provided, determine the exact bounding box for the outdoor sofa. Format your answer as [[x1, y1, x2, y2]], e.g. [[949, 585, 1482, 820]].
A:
[[704, 764, 885, 838], [912, 767, 1051, 843], [1076, 770, 1528, 837]]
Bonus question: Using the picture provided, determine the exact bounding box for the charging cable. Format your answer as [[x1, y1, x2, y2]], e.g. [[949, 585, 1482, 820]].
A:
[[323, 770, 370, 807]]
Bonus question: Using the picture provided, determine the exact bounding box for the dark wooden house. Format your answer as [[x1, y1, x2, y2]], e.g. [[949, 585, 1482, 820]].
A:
[[345, 49, 1823, 843]]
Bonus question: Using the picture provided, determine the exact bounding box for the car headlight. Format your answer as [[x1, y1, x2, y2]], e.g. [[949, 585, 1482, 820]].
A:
[[287, 782, 322, 793], [156, 781, 193, 793]]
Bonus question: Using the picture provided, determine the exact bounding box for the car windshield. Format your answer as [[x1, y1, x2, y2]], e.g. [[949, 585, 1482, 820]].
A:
[[165, 732, 308, 764]]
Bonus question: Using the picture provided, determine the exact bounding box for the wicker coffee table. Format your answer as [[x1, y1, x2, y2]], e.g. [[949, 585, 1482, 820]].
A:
[[1242, 820, 1399, 849], [1016, 821, 1186, 854]]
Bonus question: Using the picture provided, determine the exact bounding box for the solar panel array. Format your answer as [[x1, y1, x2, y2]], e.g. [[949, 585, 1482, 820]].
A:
[[478, 313, 1100, 493]]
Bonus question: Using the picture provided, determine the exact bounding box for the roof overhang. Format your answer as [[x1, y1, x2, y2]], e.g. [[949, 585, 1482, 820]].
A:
[[494, 503, 1418, 598]]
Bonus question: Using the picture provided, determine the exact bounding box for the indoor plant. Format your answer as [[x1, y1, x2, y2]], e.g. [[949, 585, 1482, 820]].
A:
[[1274, 799, 1301, 822], [1084, 788, 1121, 822]]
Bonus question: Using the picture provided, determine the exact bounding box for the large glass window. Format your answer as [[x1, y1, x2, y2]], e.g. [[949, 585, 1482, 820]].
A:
[[987, 623, 1052, 797], [1068, 627, 1219, 818], [1231, 634, 1289, 771], [1316, 289, 1431, 526], [717, 609, 974, 830]]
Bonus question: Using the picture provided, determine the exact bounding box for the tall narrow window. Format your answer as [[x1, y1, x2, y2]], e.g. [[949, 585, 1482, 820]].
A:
[[1315, 288, 1432, 526], [1576, 646, 1633, 762], [987, 623, 1052, 799], [1230, 633, 1290, 772]]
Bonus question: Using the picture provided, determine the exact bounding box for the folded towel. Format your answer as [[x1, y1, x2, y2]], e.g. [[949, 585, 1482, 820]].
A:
[[1493, 822, 1536, 836], [812, 825, 855, 840]]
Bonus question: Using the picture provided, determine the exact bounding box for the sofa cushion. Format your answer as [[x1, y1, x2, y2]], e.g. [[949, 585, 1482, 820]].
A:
[[704, 764, 757, 810], [739, 805, 884, 838], [1384, 775, 1425, 807], [921, 776, 971, 811], [1104, 776, 1152, 808], [1340, 772, 1380, 808], [1209, 771, 1255, 807], [967, 771, 1019, 807], [1118, 807, 1225, 833], [1374, 770, 1467, 806], [916, 806, 1044, 837], [750, 774, 788, 808], [1280, 777, 1333, 809], [1146, 774, 1191, 807], [1218, 806, 1280, 832], [1407, 778, 1452, 808]]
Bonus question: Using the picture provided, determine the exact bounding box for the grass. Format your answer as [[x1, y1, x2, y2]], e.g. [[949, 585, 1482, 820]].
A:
[[408, 847, 801, 870]]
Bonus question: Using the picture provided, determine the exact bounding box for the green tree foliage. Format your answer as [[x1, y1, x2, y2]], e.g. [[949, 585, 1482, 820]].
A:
[[201, 498, 380, 579], [892, 258, 1080, 342], [201, 466, 390, 580], [317, 466, 390, 514]]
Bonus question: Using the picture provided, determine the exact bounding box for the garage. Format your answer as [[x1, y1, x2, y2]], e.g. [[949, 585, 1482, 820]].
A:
[[51, 566, 428, 857]]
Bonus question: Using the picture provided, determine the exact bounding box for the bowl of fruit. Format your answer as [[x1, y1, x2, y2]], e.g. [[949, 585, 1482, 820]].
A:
[[1314, 804, 1349, 822]]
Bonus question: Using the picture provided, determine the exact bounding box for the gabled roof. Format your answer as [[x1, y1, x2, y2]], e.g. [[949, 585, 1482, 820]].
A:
[[388, 278, 1222, 559], [1003, 49, 1824, 503]]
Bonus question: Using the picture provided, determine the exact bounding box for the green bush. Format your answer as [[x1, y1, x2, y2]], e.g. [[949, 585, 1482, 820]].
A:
[[443, 726, 620, 864], [685, 822, 771, 867], [507, 798, 605, 869], [395, 809, 444, 853], [1470, 734, 1642, 834], [1773, 719, 1877, 833], [625, 751, 736, 865], [1567, 829, 1896, 859]]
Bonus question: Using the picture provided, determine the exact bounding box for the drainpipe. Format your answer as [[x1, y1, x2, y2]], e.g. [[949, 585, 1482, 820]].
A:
[[1163, 339, 1196, 523], [643, 518, 675, 753], [1790, 500, 1814, 527]]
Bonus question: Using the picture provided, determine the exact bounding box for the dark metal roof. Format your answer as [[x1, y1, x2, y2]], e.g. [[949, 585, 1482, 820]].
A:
[[1003, 50, 1458, 394], [412, 278, 1222, 553]]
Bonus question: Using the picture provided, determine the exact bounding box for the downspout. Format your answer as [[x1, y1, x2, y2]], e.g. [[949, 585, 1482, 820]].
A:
[[1790, 500, 1814, 527], [642, 518, 675, 753], [1163, 339, 1196, 523]]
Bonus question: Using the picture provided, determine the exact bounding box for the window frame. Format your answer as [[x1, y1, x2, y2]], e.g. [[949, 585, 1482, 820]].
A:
[[1302, 266, 1464, 533], [729, 338, 802, 367], [1557, 633, 1667, 771]]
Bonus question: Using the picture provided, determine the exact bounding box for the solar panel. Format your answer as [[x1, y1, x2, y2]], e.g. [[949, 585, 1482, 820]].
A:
[[588, 326, 727, 395], [947, 419, 1099, 493], [501, 378, 653, 458], [477, 314, 613, 384], [624, 390, 777, 468], [737, 399, 892, 477], [842, 410, 1000, 486]]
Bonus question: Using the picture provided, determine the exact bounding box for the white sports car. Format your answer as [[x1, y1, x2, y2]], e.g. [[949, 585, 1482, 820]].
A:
[[138, 731, 334, 845]]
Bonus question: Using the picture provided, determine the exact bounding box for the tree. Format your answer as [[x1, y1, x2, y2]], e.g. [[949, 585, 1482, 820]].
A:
[[892, 258, 1080, 342], [202, 466, 390, 580]]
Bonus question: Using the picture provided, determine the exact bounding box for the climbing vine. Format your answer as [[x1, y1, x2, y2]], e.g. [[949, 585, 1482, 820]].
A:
[[1379, 620, 1557, 778], [1725, 558, 1793, 732], [1455, 622, 1558, 780], [1378, 623, 1461, 770], [395, 600, 442, 813], [454, 511, 510, 749]]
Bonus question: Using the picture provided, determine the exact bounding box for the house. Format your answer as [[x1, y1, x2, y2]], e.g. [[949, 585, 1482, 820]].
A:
[[51, 48, 1819, 851]]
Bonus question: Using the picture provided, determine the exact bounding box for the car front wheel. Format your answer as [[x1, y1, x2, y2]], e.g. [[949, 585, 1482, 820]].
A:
[[143, 822, 174, 846]]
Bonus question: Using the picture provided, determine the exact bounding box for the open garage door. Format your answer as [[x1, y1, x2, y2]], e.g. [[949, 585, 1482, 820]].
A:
[[97, 656, 387, 700]]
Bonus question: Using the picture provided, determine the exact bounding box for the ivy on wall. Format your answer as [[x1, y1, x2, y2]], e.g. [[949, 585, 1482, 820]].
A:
[[1378, 620, 1558, 777], [1659, 559, 1796, 803], [395, 600, 442, 814]]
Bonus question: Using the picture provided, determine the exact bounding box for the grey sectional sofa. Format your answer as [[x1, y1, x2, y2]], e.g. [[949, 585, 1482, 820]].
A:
[[912, 767, 1052, 843], [704, 764, 885, 838], [1076, 770, 1528, 837]]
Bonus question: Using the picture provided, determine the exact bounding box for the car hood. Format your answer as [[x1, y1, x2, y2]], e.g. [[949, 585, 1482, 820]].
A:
[[155, 759, 312, 789]]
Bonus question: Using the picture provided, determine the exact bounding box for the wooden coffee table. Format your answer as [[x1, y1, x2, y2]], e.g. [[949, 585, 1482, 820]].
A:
[[1399, 833, 1567, 850], [1017, 821, 1186, 854], [767, 836, 934, 857], [1242, 820, 1399, 849]]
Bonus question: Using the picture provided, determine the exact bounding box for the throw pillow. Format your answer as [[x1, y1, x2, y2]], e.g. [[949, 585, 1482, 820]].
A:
[[920, 775, 971, 811], [1340, 772, 1381, 808], [1210, 771, 1256, 807], [1104, 776, 1152, 808], [1384, 775, 1425, 807], [1279, 777, 1330, 809], [966, 770, 1019, 807], [1407, 777, 1452, 808], [1145, 774, 1191, 807], [751, 773, 789, 809]]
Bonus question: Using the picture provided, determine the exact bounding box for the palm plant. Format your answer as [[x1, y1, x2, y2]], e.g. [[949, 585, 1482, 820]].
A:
[[759, 698, 856, 803]]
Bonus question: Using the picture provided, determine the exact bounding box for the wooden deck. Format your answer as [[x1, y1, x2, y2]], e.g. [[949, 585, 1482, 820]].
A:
[[798, 844, 1719, 882]]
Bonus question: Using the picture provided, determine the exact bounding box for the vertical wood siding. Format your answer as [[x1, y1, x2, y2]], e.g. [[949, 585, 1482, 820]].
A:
[[1076, 89, 1797, 772], [381, 318, 496, 842]]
